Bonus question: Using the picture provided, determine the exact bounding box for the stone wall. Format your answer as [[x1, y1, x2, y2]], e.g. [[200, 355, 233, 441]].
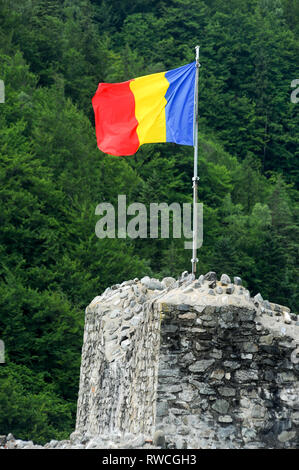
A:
[[75, 272, 299, 448], [75, 278, 164, 436]]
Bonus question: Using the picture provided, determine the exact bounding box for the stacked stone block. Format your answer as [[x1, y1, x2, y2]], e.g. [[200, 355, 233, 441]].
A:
[[75, 272, 299, 448]]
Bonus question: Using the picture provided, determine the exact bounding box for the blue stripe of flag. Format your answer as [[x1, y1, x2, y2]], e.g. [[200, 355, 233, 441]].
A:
[[165, 61, 196, 146]]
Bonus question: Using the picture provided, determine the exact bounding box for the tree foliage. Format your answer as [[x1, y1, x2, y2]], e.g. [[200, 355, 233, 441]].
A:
[[0, 0, 298, 443]]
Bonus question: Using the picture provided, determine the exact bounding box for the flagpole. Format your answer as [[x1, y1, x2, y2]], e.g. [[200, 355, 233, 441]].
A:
[[191, 45, 200, 276]]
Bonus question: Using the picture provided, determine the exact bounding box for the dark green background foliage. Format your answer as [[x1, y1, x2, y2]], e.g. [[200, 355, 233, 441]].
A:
[[0, 0, 298, 443]]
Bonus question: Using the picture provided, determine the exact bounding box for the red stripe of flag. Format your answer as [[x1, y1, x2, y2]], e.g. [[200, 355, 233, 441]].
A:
[[92, 80, 140, 156]]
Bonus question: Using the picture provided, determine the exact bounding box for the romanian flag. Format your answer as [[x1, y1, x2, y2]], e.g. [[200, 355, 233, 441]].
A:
[[92, 62, 196, 156]]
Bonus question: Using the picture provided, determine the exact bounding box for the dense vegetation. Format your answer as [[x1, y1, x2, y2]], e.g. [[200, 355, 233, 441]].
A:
[[0, 0, 298, 443]]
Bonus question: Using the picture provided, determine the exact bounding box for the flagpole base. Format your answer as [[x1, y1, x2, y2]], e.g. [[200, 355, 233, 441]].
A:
[[191, 258, 199, 275]]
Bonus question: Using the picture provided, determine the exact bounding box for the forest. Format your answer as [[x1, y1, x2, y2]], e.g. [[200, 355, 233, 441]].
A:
[[0, 0, 298, 443]]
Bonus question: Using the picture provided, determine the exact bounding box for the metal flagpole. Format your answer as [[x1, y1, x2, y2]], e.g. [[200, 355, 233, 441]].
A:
[[191, 45, 200, 275]]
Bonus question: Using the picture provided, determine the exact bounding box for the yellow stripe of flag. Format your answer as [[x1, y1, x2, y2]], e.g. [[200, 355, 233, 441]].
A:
[[129, 72, 169, 146]]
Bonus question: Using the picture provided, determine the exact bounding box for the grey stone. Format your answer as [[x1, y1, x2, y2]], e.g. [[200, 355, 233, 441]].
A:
[[218, 415, 233, 423], [193, 282, 202, 288], [223, 361, 240, 370], [109, 309, 121, 319], [184, 274, 196, 285], [159, 368, 180, 377], [140, 275, 150, 285], [178, 388, 194, 402], [189, 379, 216, 395], [162, 277, 176, 288], [241, 428, 257, 443], [194, 305, 205, 314], [6, 440, 17, 449], [134, 304, 143, 313], [251, 405, 265, 419], [182, 287, 194, 294], [212, 399, 230, 414], [181, 351, 195, 363], [180, 271, 189, 279], [189, 359, 215, 372], [264, 308, 273, 317], [177, 304, 190, 311], [81, 432, 94, 444], [220, 274, 231, 286], [254, 293, 263, 304], [241, 353, 253, 360], [216, 286, 223, 294], [69, 431, 82, 444], [175, 436, 188, 448], [204, 271, 217, 281], [169, 406, 188, 415], [283, 311, 292, 324], [218, 386, 236, 397], [291, 411, 299, 425], [85, 436, 104, 449], [220, 311, 234, 323], [234, 277, 242, 285], [243, 342, 258, 353], [120, 338, 131, 350], [235, 370, 259, 382], [125, 436, 146, 448], [124, 309, 134, 320], [137, 294, 147, 304], [226, 285, 235, 295], [141, 276, 163, 290], [164, 323, 178, 333], [23, 441, 34, 448], [111, 284, 120, 290], [122, 280, 135, 286], [153, 430, 166, 448], [276, 372, 296, 384], [158, 384, 182, 393], [278, 431, 296, 443], [178, 312, 196, 320], [201, 314, 214, 322], [48, 439, 59, 448], [271, 303, 290, 314], [238, 309, 255, 321], [263, 300, 272, 310], [259, 334, 274, 345], [129, 314, 143, 327], [210, 369, 225, 380], [210, 349, 223, 359], [244, 442, 265, 449], [156, 402, 169, 417]]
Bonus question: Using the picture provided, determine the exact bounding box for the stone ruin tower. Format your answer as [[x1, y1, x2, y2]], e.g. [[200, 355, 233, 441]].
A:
[[75, 272, 299, 448]]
